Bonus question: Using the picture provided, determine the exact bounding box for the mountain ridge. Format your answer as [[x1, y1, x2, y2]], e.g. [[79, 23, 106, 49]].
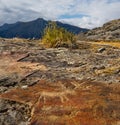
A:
[[0, 18, 88, 39]]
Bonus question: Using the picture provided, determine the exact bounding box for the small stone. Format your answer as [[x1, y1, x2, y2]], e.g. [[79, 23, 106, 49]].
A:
[[92, 66, 105, 70], [114, 69, 120, 74], [0, 86, 7, 92], [21, 85, 28, 89], [98, 47, 106, 53]]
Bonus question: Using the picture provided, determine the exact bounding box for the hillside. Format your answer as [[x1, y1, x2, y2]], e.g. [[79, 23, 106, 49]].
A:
[[0, 38, 120, 125], [0, 18, 88, 39], [78, 19, 120, 41], [86, 19, 120, 41]]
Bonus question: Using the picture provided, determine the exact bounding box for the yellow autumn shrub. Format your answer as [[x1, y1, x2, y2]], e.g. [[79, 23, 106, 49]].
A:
[[41, 22, 76, 48]]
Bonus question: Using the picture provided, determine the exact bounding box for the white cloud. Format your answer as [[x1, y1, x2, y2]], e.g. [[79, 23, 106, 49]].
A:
[[0, 0, 120, 28], [61, 0, 120, 28]]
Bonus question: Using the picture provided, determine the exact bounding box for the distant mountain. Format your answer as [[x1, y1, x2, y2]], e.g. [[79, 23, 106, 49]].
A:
[[0, 18, 88, 39], [85, 19, 120, 41]]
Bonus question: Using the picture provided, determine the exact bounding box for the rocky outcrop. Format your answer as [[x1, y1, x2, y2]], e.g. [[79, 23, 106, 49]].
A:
[[0, 39, 120, 125], [85, 19, 120, 41]]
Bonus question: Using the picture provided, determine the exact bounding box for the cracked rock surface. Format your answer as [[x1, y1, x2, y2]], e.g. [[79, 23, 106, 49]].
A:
[[0, 39, 120, 125]]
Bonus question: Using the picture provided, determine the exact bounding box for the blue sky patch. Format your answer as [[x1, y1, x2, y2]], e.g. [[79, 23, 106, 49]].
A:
[[59, 14, 89, 19]]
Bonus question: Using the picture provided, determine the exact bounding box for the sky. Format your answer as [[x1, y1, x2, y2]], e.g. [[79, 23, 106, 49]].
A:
[[0, 0, 120, 29]]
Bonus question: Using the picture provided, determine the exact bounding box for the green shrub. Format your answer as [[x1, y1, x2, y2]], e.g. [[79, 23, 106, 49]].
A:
[[41, 22, 76, 48]]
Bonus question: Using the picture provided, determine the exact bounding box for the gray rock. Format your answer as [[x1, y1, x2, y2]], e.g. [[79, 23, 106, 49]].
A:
[[0, 100, 31, 125], [98, 47, 106, 53], [0, 38, 120, 125]]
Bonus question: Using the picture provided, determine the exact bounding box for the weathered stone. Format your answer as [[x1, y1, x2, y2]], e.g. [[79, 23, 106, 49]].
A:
[[85, 19, 120, 41], [113, 69, 120, 74], [98, 47, 106, 53], [0, 80, 120, 125], [0, 100, 31, 125], [0, 39, 120, 125], [21, 85, 28, 89]]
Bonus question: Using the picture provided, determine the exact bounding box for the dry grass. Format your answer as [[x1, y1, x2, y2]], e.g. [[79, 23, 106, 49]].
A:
[[1, 38, 40, 44], [4, 38, 29, 43], [90, 41, 120, 48], [95, 66, 120, 75]]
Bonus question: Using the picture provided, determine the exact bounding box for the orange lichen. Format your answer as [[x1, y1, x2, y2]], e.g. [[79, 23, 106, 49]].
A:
[[0, 80, 119, 125], [0, 53, 47, 77]]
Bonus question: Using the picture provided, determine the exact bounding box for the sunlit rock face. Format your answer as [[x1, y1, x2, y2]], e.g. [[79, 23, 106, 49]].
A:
[[85, 19, 120, 41]]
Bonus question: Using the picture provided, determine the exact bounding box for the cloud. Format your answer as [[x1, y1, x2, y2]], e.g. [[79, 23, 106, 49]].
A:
[[0, 0, 120, 28], [60, 0, 120, 28]]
